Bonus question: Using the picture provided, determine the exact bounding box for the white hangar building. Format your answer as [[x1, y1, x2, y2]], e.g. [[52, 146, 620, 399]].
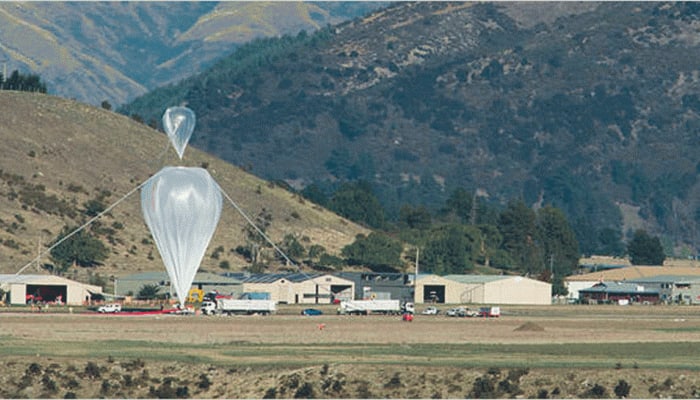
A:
[[0, 274, 103, 305], [415, 274, 551, 305]]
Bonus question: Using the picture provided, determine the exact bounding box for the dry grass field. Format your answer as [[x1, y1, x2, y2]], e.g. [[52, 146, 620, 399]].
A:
[[3, 304, 700, 398]]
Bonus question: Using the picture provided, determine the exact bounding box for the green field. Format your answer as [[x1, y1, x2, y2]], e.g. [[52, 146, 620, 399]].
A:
[[2, 305, 700, 398]]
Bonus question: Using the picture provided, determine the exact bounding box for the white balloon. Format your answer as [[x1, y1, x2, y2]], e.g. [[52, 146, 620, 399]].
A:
[[162, 107, 196, 159], [141, 167, 222, 305]]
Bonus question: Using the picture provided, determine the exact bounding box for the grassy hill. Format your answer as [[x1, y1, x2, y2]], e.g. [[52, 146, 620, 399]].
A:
[[0, 91, 368, 284]]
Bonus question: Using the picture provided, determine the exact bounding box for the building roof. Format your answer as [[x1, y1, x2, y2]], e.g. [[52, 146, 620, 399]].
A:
[[337, 272, 408, 281], [0, 274, 102, 291], [224, 272, 325, 284], [118, 271, 241, 284], [579, 281, 659, 295], [444, 274, 510, 284], [629, 275, 700, 284], [117, 271, 169, 281], [566, 266, 700, 282]]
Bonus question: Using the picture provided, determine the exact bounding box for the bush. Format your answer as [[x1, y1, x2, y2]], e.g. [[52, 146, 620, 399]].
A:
[[384, 372, 402, 389], [614, 379, 631, 398], [150, 379, 189, 399], [42, 375, 58, 394], [84, 361, 101, 379], [294, 382, 315, 399], [583, 383, 607, 398], [498, 379, 521, 395], [197, 374, 211, 390], [27, 362, 42, 375], [469, 376, 496, 398]]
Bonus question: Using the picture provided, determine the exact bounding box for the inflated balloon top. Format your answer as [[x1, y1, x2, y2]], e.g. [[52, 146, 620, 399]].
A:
[[141, 166, 223, 306], [162, 106, 195, 159]]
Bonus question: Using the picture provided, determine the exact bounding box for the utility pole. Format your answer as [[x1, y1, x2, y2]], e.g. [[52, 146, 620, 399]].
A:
[[414, 247, 419, 304], [549, 253, 554, 280]]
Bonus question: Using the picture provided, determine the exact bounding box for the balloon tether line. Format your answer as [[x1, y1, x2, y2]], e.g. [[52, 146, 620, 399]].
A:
[[15, 130, 175, 276], [218, 186, 337, 298], [219, 186, 296, 269], [14, 178, 151, 276]]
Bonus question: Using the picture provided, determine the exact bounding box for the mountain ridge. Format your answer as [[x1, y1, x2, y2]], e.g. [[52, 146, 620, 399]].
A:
[[121, 2, 700, 256], [0, 2, 385, 106]]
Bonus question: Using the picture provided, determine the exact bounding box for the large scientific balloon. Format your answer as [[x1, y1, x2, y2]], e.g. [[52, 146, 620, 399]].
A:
[[141, 167, 222, 305], [162, 107, 196, 159]]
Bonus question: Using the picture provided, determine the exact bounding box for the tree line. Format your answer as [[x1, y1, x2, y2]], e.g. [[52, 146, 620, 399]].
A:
[[0, 70, 47, 93], [301, 182, 665, 295], [44, 178, 666, 296]]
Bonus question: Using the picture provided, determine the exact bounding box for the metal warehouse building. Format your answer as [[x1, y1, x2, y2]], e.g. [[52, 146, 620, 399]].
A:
[[116, 271, 243, 298], [0, 274, 102, 305], [415, 274, 551, 305], [578, 281, 660, 304], [565, 266, 700, 302], [228, 273, 355, 304], [336, 272, 414, 303]]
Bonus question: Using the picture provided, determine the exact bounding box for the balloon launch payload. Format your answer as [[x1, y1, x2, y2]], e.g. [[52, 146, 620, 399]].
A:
[[141, 166, 222, 306]]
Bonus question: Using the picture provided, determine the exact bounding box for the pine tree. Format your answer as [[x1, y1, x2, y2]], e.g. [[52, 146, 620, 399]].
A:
[[628, 229, 665, 265]]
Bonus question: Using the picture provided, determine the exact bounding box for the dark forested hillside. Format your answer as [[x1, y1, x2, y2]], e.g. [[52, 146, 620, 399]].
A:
[[121, 2, 700, 257]]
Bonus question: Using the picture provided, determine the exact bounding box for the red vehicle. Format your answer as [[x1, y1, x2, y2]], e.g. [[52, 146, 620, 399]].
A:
[[478, 306, 501, 318]]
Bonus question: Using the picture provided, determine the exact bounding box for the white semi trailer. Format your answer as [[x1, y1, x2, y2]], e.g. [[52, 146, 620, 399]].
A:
[[201, 298, 276, 315], [337, 300, 414, 315]]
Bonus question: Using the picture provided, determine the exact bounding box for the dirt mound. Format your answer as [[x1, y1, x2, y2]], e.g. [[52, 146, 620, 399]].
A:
[[514, 322, 545, 331]]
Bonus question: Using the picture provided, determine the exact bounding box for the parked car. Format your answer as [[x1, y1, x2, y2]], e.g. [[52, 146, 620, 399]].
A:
[[301, 308, 323, 316], [97, 303, 122, 313], [421, 306, 440, 315], [459, 308, 479, 317], [445, 307, 479, 317], [445, 307, 461, 317]]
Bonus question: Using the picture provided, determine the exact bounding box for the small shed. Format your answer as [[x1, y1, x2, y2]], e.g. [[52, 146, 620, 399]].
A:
[[0, 274, 102, 305]]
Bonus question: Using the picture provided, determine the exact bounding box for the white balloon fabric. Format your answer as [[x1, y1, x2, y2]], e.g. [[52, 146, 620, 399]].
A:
[[141, 167, 223, 305], [162, 106, 196, 159]]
